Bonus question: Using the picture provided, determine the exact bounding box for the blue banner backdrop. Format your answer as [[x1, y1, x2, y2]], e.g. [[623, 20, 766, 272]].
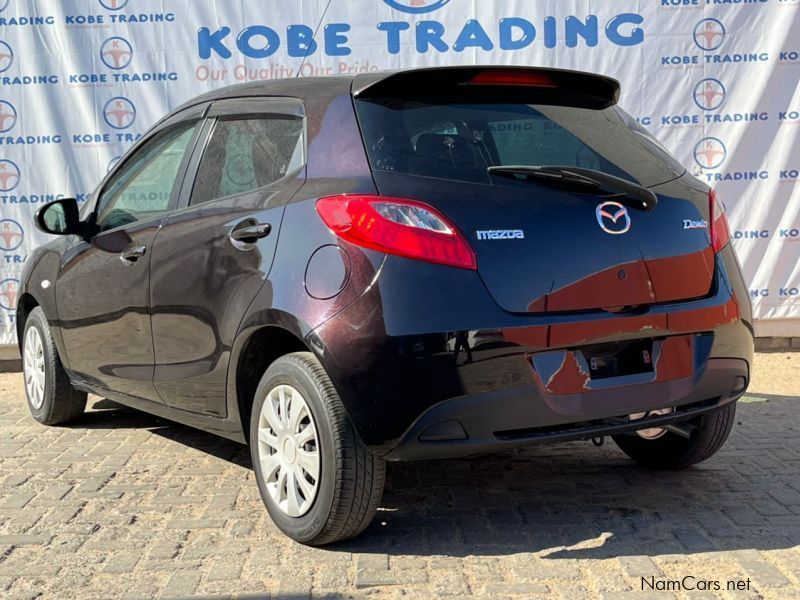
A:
[[1, 0, 799, 345]]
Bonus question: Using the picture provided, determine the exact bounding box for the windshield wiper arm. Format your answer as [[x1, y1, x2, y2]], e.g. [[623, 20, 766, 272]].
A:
[[487, 165, 658, 211]]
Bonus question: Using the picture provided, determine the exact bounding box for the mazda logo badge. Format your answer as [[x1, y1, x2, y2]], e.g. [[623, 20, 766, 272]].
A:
[[596, 201, 631, 235]]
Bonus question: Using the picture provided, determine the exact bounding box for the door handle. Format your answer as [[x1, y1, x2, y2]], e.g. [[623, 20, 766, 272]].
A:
[[230, 222, 271, 245], [120, 245, 146, 265]]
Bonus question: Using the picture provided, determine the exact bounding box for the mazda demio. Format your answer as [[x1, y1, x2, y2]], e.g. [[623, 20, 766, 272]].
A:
[[18, 67, 753, 545]]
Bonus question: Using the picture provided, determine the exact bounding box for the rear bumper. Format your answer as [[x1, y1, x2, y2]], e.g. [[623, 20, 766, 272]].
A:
[[308, 244, 754, 457], [386, 357, 747, 460]]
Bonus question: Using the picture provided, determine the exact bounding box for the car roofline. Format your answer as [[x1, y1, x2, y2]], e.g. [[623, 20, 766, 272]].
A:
[[156, 66, 621, 131]]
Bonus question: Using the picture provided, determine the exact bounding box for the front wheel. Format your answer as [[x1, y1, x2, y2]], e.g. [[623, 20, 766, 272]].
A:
[[250, 352, 385, 545], [22, 307, 87, 425], [612, 403, 736, 470]]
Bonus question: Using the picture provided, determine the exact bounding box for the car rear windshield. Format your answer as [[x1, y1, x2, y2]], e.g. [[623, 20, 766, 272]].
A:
[[354, 99, 685, 188]]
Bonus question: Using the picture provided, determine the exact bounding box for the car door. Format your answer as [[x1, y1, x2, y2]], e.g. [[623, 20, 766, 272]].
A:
[[149, 97, 306, 415], [55, 110, 205, 401]]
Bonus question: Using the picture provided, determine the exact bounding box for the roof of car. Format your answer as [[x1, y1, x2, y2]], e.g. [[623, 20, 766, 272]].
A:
[[170, 66, 621, 118], [178, 75, 356, 108]]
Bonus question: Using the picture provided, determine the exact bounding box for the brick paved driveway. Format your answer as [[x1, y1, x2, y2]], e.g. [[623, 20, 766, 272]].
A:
[[0, 355, 799, 599]]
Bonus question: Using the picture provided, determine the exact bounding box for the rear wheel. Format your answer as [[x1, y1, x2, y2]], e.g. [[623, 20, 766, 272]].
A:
[[250, 352, 385, 545], [612, 403, 736, 470], [22, 307, 87, 425]]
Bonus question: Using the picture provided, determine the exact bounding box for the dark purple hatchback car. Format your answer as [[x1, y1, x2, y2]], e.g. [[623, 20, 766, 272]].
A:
[[19, 67, 753, 544]]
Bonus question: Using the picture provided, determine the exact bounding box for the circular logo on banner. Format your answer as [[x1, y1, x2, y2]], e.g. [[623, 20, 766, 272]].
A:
[[0, 41, 13, 73], [383, 0, 451, 14], [0, 101, 17, 133], [0, 1, 10, 13], [694, 137, 727, 170], [100, 37, 133, 70], [99, 0, 128, 10], [0, 278, 19, 311], [107, 155, 122, 173], [693, 18, 725, 51], [0, 219, 23, 252], [693, 78, 726, 111], [103, 97, 136, 130], [0, 159, 20, 191]]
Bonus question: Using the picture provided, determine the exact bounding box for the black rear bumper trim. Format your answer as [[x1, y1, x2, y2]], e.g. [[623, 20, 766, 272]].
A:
[[385, 357, 748, 461], [493, 396, 729, 443]]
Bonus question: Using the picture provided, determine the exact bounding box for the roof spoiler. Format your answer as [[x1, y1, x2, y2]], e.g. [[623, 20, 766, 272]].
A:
[[352, 66, 621, 110]]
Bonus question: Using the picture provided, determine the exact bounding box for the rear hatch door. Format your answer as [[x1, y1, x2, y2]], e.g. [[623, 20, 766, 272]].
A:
[[354, 68, 714, 314], [370, 172, 714, 313]]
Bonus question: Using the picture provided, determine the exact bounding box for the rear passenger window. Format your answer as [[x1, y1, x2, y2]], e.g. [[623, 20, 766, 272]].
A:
[[190, 117, 304, 206]]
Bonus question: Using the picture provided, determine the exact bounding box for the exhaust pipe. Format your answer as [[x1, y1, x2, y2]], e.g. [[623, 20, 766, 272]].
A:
[[627, 408, 697, 441], [663, 423, 694, 440]]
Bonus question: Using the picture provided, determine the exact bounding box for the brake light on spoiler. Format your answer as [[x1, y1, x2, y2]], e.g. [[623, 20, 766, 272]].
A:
[[316, 195, 477, 270], [468, 70, 558, 88]]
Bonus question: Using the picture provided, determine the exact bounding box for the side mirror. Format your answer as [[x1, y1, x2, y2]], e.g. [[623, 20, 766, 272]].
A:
[[35, 198, 81, 236]]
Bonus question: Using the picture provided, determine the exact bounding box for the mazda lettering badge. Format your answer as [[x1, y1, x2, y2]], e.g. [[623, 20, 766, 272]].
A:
[[596, 201, 631, 235]]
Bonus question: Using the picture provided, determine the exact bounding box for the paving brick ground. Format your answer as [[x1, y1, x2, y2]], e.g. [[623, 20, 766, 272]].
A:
[[0, 354, 799, 599]]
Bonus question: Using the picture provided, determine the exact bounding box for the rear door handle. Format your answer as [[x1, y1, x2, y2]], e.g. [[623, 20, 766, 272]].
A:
[[120, 245, 146, 265], [230, 222, 271, 245]]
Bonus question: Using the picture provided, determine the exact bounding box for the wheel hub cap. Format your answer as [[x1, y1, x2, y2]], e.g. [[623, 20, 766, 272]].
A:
[[282, 437, 297, 464], [257, 384, 320, 518], [23, 327, 46, 410]]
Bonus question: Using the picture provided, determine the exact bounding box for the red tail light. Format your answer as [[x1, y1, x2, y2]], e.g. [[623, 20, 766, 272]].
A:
[[316, 195, 477, 270], [710, 189, 731, 253], [468, 70, 557, 88]]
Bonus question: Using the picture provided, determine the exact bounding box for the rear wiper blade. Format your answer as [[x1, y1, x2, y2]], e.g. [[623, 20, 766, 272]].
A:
[[487, 165, 657, 211]]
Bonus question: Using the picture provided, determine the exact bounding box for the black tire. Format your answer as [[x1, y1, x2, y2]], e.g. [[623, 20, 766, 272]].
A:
[[22, 307, 87, 425], [249, 352, 385, 545], [612, 403, 736, 470]]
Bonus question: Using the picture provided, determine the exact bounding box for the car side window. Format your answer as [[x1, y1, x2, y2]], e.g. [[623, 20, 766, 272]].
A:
[[189, 116, 304, 206], [95, 121, 199, 232]]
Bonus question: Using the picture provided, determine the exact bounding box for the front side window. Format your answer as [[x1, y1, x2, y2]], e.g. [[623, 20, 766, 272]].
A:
[[190, 116, 304, 206], [95, 122, 198, 231]]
